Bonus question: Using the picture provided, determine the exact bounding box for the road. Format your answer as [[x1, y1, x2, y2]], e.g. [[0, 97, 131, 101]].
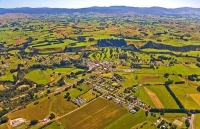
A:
[[190, 114, 195, 129]]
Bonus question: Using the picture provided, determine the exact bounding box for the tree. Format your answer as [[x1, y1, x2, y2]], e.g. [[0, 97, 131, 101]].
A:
[[49, 113, 55, 120], [88, 38, 95, 42], [57, 77, 65, 86], [28, 91, 34, 99], [64, 92, 71, 101], [197, 86, 200, 92], [29, 120, 38, 126], [164, 73, 169, 78], [145, 111, 149, 117], [0, 116, 8, 124], [185, 119, 190, 128], [77, 36, 86, 42]]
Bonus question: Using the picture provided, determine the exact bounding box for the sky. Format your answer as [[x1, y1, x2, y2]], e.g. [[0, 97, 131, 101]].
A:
[[0, 0, 199, 8]]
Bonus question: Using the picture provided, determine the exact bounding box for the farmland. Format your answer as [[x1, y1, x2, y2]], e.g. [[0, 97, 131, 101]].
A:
[[57, 98, 127, 129], [105, 110, 157, 129], [0, 8, 200, 129]]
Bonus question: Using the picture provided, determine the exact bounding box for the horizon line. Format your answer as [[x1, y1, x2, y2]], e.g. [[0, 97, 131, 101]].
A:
[[1, 6, 199, 9]]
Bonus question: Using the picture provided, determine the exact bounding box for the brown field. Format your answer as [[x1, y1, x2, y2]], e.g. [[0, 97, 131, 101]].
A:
[[173, 119, 183, 127], [58, 97, 127, 129], [15, 38, 27, 45], [190, 94, 200, 106], [144, 87, 164, 108], [155, 61, 163, 65], [141, 76, 159, 84]]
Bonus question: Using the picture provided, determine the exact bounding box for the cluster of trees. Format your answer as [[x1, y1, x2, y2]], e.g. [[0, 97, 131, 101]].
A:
[[197, 86, 200, 92], [64, 92, 71, 101], [29, 120, 38, 126], [97, 39, 127, 47], [141, 41, 200, 52], [185, 119, 190, 128], [188, 74, 200, 81], [130, 63, 141, 69], [57, 77, 65, 86], [197, 58, 200, 62], [113, 73, 124, 81], [0, 109, 8, 124]]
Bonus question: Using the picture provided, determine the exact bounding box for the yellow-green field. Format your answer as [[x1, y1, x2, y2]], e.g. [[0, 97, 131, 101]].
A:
[[50, 94, 77, 116], [105, 110, 157, 129], [194, 114, 200, 129], [170, 85, 200, 109], [58, 98, 127, 129], [146, 86, 179, 108], [8, 94, 77, 121]]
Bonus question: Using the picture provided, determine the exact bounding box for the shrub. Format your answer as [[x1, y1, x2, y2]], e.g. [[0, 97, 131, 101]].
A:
[[29, 120, 38, 126]]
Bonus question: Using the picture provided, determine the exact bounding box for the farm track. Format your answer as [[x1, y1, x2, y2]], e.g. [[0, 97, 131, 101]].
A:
[[144, 87, 164, 108]]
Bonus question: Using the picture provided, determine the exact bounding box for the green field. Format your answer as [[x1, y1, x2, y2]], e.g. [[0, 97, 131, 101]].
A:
[[80, 90, 98, 101], [25, 68, 83, 85], [58, 98, 127, 129], [8, 97, 53, 120], [142, 48, 171, 53], [105, 110, 157, 129], [162, 113, 187, 122], [0, 124, 8, 129], [170, 84, 200, 109], [134, 87, 156, 108], [8, 94, 77, 121], [146, 86, 179, 108], [194, 114, 200, 129], [41, 122, 65, 129], [50, 94, 77, 116], [68, 85, 90, 99]]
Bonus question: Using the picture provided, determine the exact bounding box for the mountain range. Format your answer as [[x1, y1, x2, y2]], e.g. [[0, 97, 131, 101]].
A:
[[0, 6, 200, 15]]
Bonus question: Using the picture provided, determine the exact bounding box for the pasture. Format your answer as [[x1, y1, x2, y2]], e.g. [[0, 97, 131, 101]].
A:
[[194, 114, 200, 129], [0, 124, 8, 129], [25, 68, 82, 85], [68, 85, 90, 99], [146, 86, 179, 108], [105, 110, 157, 129], [8, 96, 53, 121], [80, 90, 98, 101], [50, 94, 77, 116], [170, 84, 200, 109], [134, 87, 156, 108], [144, 87, 164, 108], [58, 98, 127, 129]]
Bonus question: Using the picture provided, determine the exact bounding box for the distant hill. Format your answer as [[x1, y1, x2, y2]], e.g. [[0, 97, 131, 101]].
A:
[[0, 6, 200, 15]]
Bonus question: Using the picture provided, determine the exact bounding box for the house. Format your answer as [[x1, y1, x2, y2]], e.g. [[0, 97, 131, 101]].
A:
[[130, 109, 137, 114]]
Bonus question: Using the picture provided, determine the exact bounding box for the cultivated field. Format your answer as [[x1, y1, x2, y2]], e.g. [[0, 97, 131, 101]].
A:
[[170, 85, 200, 109], [144, 87, 164, 108], [58, 98, 127, 129], [146, 86, 179, 108]]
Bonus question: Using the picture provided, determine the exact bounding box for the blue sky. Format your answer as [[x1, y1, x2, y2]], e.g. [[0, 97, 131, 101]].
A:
[[0, 0, 199, 8]]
